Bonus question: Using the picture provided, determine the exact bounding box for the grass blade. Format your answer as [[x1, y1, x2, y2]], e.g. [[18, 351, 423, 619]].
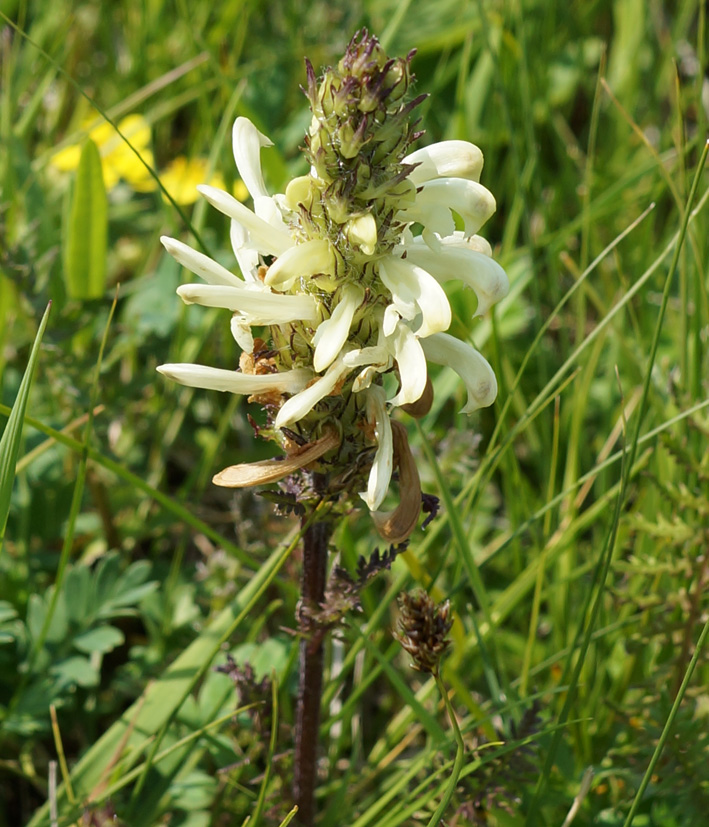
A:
[[0, 301, 51, 555]]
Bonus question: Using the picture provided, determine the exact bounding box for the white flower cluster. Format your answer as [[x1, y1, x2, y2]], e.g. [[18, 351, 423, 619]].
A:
[[158, 117, 508, 514]]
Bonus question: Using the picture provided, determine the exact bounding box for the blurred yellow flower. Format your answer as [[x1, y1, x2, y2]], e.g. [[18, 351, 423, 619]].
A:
[[158, 157, 227, 205], [51, 114, 156, 191], [232, 178, 249, 202]]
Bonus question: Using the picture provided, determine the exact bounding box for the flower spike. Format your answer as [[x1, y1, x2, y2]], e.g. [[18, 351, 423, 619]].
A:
[[158, 32, 508, 530]]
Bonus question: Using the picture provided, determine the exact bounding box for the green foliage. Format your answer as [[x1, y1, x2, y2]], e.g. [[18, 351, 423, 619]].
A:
[[1, 0, 708, 826], [0, 553, 157, 737]]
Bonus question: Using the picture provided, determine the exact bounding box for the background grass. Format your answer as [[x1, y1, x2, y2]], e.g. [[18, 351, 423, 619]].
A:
[[1, 0, 708, 825]]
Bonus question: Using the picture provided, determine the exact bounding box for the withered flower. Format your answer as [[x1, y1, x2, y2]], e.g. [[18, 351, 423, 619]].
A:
[[396, 590, 453, 674]]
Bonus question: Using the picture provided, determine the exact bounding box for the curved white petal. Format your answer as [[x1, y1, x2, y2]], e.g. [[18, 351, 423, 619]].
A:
[[161, 236, 244, 287], [402, 243, 509, 317], [312, 284, 364, 372], [232, 117, 272, 201], [408, 230, 493, 258], [253, 194, 289, 231], [441, 231, 493, 257], [275, 354, 352, 429], [404, 141, 484, 185], [343, 346, 390, 369], [198, 184, 293, 257], [402, 177, 496, 237], [387, 322, 427, 407], [346, 213, 378, 255], [264, 238, 337, 288], [230, 220, 261, 282], [352, 365, 378, 392], [157, 363, 313, 395], [360, 385, 393, 510], [382, 303, 401, 337], [230, 316, 254, 352], [379, 255, 451, 338], [176, 283, 318, 322], [421, 333, 497, 411]]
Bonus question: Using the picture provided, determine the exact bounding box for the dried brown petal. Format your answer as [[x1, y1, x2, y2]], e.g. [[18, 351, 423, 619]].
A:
[[371, 421, 421, 543], [399, 376, 433, 418], [213, 428, 340, 488]]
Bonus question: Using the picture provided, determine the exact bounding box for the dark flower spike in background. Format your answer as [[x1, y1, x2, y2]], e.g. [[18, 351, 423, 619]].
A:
[[396, 590, 453, 675]]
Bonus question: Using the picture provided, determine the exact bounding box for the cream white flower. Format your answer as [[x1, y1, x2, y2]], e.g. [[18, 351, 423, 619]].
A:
[[403, 233, 509, 317], [275, 350, 353, 429], [312, 284, 364, 372], [361, 385, 393, 510], [158, 47, 508, 539], [421, 333, 498, 412], [378, 256, 451, 338], [157, 363, 313, 395], [176, 283, 318, 323], [404, 140, 484, 184]]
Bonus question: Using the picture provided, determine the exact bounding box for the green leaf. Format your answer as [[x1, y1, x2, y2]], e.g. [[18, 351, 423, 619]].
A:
[[0, 600, 18, 624], [73, 624, 125, 655], [63, 563, 91, 624], [50, 655, 99, 689], [0, 303, 51, 554], [168, 770, 217, 811], [62, 138, 108, 300], [25, 532, 297, 826]]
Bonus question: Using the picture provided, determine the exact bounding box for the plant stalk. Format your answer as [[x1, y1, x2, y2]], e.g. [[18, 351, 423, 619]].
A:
[[293, 510, 331, 825]]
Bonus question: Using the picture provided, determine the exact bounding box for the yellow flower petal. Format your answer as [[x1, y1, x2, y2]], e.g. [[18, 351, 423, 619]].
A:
[[50, 113, 155, 192], [160, 157, 226, 205], [50, 144, 82, 172]]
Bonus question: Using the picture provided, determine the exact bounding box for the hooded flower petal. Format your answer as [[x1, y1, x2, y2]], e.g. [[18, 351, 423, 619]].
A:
[[312, 284, 364, 372], [388, 322, 428, 407], [230, 316, 254, 352], [361, 385, 393, 510], [401, 177, 496, 238], [442, 231, 493, 257], [346, 213, 378, 254], [382, 303, 402, 336], [157, 363, 313, 395], [402, 241, 509, 317], [230, 220, 261, 282], [198, 184, 293, 257], [352, 365, 378, 392], [161, 236, 245, 287], [232, 117, 272, 201], [404, 140, 484, 185], [275, 353, 352, 429], [343, 345, 390, 369], [421, 333, 497, 412], [264, 238, 337, 289], [379, 255, 451, 338], [176, 283, 318, 322]]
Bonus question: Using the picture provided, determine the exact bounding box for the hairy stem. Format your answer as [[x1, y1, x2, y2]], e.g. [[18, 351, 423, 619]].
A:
[[293, 510, 331, 825]]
